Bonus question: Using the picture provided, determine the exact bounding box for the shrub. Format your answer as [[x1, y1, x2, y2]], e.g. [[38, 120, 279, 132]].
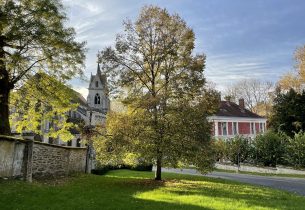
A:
[[91, 163, 153, 175], [213, 139, 228, 162], [285, 131, 305, 168], [131, 164, 153, 171], [254, 131, 287, 167], [226, 136, 251, 165]]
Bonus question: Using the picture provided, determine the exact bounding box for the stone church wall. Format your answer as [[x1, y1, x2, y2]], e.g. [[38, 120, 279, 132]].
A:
[[0, 136, 88, 181]]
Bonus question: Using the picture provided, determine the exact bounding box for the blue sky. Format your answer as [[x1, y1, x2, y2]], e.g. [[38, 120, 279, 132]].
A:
[[62, 0, 305, 97]]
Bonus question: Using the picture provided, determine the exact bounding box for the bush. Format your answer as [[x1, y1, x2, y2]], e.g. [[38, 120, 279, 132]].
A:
[[254, 131, 287, 167], [213, 139, 227, 162], [212, 131, 305, 169], [285, 131, 305, 168], [131, 164, 153, 171], [91, 163, 153, 175], [226, 136, 251, 165]]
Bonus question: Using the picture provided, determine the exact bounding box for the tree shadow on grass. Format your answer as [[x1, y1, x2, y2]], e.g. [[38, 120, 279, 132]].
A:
[[152, 178, 305, 210], [103, 170, 305, 210], [1, 170, 304, 210], [104, 171, 305, 210]]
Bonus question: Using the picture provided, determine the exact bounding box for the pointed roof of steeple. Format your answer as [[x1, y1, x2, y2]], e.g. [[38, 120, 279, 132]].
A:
[[97, 62, 101, 76], [88, 58, 107, 89]]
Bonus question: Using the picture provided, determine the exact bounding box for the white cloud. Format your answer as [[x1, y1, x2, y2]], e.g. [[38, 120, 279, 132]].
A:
[[61, 0, 300, 98]]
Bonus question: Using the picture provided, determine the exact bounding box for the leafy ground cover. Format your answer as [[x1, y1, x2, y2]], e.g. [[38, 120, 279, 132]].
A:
[[0, 170, 304, 210]]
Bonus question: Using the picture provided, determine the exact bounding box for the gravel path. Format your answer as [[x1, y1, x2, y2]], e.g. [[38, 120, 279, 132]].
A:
[[158, 167, 305, 196]]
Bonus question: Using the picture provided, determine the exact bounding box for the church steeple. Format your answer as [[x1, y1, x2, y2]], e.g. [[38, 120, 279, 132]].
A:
[[97, 62, 101, 76], [87, 58, 110, 114]]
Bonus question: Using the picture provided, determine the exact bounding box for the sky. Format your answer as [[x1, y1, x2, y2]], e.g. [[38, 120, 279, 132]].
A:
[[62, 0, 305, 97]]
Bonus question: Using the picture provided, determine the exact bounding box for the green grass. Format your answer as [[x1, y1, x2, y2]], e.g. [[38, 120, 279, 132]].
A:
[[214, 168, 305, 179], [1, 170, 305, 210]]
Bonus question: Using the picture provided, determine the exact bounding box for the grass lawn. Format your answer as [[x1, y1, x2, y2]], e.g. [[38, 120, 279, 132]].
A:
[[0, 170, 304, 210]]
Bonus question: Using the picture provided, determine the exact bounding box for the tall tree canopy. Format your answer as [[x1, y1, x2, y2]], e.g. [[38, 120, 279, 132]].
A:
[[0, 0, 86, 135], [270, 88, 305, 137], [10, 73, 81, 141], [98, 6, 219, 180], [278, 45, 305, 92]]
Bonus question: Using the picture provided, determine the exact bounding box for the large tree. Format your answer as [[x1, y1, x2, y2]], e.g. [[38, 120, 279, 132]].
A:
[[225, 79, 274, 116], [98, 6, 219, 180], [278, 45, 305, 92], [270, 88, 305, 137], [0, 0, 85, 135], [10, 72, 81, 141]]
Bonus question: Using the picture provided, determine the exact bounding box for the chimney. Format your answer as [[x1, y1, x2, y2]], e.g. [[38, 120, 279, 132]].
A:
[[239, 98, 245, 109]]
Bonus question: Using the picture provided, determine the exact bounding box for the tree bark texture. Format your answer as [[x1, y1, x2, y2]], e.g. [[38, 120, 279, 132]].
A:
[[155, 155, 162, 180], [0, 37, 12, 135]]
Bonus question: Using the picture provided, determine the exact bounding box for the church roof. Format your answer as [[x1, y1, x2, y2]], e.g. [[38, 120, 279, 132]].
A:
[[20, 72, 90, 111], [70, 89, 88, 107], [89, 63, 107, 88]]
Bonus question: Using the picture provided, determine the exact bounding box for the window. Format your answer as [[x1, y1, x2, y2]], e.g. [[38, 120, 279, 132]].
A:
[[221, 122, 227, 136], [259, 123, 265, 133], [251, 122, 255, 134], [76, 139, 81, 147], [233, 122, 238, 135], [48, 137, 54, 144], [95, 81, 98, 87], [94, 93, 100, 104], [44, 120, 49, 130]]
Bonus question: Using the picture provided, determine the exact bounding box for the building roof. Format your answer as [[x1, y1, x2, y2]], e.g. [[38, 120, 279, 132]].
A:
[[214, 101, 264, 118], [70, 89, 88, 107], [89, 63, 107, 88]]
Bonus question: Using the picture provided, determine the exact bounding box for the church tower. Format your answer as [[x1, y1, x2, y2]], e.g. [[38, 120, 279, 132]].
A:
[[87, 62, 110, 114]]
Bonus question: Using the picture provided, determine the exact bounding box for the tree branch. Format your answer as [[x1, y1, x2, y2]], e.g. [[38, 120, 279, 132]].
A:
[[10, 58, 47, 85]]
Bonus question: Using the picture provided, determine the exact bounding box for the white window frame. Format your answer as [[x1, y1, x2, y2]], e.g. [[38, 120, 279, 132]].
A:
[[221, 122, 228, 136], [250, 122, 255, 134], [232, 122, 238, 135]]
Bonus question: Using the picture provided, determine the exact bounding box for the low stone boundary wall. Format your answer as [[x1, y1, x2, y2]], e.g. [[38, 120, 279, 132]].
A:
[[215, 163, 305, 175], [0, 135, 88, 181], [0, 136, 26, 178]]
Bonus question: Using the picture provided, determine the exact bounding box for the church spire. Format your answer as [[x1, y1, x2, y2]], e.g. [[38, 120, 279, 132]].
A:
[[96, 51, 102, 76], [97, 62, 101, 76]]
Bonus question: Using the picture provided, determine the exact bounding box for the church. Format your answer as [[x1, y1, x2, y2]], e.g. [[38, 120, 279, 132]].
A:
[[84, 62, 110, 126], [63, 63, 110, 147], [13, 63, 110, 147]]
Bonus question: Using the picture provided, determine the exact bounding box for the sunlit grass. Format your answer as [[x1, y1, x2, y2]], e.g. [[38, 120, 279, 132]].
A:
[[134, 179, 283, 210], [0, 169, 304, 210]]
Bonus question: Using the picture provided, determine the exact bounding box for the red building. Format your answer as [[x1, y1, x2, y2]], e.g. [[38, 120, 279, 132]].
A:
[[209, 99, 267, 139]]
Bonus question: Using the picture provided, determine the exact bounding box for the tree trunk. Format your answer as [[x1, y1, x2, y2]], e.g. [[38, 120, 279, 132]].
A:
[[0, 37, 11, 135], [155, 155, 162, 180], [0, 87, 11, 135]]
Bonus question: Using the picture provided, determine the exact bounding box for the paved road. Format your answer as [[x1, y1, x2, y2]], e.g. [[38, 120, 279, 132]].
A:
[[159, 168, 305, 196]]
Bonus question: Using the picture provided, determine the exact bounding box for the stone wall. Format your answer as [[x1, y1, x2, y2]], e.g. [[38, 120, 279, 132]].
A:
[[68, 148, 87, 173], [32, 142, 86, 177], [0, 136, 88, 180], [0, 136, 26, 177]]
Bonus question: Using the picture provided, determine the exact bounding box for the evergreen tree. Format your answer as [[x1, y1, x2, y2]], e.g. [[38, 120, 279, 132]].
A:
[[270, 88, 305, 136]]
